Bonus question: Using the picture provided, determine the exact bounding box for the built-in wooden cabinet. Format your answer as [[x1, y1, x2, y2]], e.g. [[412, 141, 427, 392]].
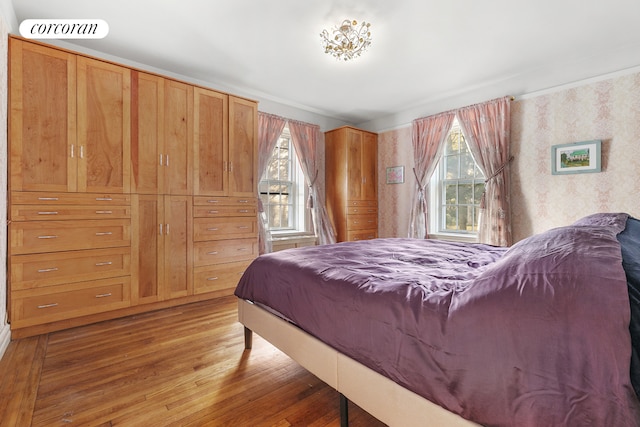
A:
[[192, 196, 258, 295], [325, 126, 378, 242], [8, 36, 258, 338], [193, 87, 228, 196], [131, 72, 193, 195], [77, 56, 131, 194], [131, 195, 192, 304]]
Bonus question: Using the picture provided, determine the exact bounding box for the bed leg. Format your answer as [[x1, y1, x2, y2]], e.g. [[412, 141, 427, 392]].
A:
[[339, 393, 349, 427], [244, 326, 253, 349]]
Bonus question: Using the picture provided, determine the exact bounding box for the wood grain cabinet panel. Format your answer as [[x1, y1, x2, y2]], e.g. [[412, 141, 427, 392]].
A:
[[9, 38, 77, 193], [77, 56, 131, 194], [229, 96, 258, 198], [11, 247, 131, 290], [194, 87, 228, 196], [11, 277, 131, 329], [131, 195, 192, 304], [194, 261, 250, 294]]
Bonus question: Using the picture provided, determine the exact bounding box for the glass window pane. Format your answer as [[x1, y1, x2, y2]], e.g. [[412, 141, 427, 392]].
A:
[[459, 183, 473, 204], [461, 153, 475, 179], [444, 133, 456, 155], [472, 206, 479, 232], [445, 156, 459, 179], [445, 183, 457, 204], [458, 205, 472, 231], [474, 183, 485, 204], [445, 206, 457, 230]]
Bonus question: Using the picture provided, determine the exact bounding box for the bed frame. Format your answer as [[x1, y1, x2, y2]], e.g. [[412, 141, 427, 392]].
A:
[[238, 299, 479, 427]]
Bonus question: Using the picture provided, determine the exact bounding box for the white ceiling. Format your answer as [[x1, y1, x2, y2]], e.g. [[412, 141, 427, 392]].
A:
[[9, 0, 640, 128]]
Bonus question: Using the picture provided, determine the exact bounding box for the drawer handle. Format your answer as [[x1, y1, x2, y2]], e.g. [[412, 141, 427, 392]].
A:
[[37, 267, 59, 273], [237, 248, 249, 252], [238, 209, 249, 213], [96, 197, 113, 201], [38, 235, 58, 239], [38, 197, 59, 201], [207, 227, 219, 231], [238, 200, 249, 203], [208, 210, 219, 214], [37, 303, 58, 309], [95, 293, 112, 298], [353, 221, 359, 224], [238, 226, 249, 229], [95, 232, 113, 236], [37, 211, 58, 215], [207, 251, 219, 255], [368, 220, 375, 223], [95, 261, 113, 266], [353, 209, 359, 213], [207, 277, 219, 281], [206, 200, 219, 204], [96, 210, 113, 214]]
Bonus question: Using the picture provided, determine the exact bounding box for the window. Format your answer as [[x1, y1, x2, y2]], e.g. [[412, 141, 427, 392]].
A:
[[258, 125, 311, 235], [430, 118, 485, 236]]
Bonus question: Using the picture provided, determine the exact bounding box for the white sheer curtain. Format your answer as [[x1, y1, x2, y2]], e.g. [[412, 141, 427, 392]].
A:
[[408, 112, 456, 238], [257, 112, 286, 254], [288, 120, 336, 245], [457, 96, 512, 246]]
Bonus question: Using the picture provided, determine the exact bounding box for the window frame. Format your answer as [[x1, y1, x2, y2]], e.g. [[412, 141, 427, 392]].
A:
[[428, 118, 485, 241], [258, 125, 313, 238]]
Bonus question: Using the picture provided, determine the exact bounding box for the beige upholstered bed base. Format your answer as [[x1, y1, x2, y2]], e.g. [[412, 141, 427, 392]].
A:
[[237, 299, 479, 427]]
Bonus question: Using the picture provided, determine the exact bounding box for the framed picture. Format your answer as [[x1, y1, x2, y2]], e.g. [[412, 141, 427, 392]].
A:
[[386, 166, 404, 184], [551, 140, 601, 175]]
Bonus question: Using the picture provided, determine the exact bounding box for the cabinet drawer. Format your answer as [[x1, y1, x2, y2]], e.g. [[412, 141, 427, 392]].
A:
[[194, 238, 258, 266], [193, 205, 257, 217], [11, 192, 131, 205], [11, 277, 131, 328], [11, 205, 131, 221], [194, 261, 250, 294], [10, 220, 131, 255], [193, 196, 257, 207], [11, 247, 131, 290], [347, 206, 377, 215], [193, 217, 257, 241], [347, 230, 378, 241], [347, 214, 378, 230], [347, 200, 377, 208]]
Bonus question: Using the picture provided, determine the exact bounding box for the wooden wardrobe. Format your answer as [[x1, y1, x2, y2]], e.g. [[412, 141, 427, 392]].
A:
[[8, 36, 258, 338], [324, 126, 378, 242]]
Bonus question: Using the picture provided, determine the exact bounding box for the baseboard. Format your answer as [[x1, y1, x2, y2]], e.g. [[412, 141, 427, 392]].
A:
[[0, 322, 10, 360]]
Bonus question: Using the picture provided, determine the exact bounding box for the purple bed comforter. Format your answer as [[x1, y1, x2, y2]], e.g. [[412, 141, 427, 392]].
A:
[[235, 213, 640, 426]]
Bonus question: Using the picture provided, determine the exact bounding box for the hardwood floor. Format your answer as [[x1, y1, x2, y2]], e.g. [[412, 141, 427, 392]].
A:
[[0, 296, 386, 426]]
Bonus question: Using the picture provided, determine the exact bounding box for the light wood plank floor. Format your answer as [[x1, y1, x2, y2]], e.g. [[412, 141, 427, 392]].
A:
[[0, 296, 387, 426]]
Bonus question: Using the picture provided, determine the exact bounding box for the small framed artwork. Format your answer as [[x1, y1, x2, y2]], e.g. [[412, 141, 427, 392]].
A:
[[551, 140, 601, 175], [386, 166, 404, 184]]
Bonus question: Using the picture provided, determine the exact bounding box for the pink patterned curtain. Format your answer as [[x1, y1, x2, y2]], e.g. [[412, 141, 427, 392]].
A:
[[257, 112, 286, 254], [289, 120, 337, 245], [409, 112, 456, 238], [457, 96, 512, 246]]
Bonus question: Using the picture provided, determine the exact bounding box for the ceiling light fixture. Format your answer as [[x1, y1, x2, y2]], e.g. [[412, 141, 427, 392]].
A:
[[320, 19, 372, 61]]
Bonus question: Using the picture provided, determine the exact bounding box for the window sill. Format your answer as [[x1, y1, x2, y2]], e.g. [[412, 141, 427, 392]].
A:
[[270, 234, 317, 252], [428, 232, 478, 243]]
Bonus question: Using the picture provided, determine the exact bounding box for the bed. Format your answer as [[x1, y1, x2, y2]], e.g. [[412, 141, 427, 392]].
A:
[[234, 212, 640, 426]]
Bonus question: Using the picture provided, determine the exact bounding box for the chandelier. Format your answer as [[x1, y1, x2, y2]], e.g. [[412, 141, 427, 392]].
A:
[[320, 19, 372, 61]]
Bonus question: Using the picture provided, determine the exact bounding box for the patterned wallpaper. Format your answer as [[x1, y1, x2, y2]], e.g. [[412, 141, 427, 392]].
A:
[[377, 70, 640, 243]]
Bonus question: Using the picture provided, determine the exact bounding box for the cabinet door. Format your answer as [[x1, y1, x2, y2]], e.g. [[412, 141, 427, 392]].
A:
[[131, 195, 163, 304], [362, 132, 377, 201], [163, 196, 193, 299], [77, 56, 131, 193], [131, 71, 164, 194], [10, 39, 77, 192], [346, 129, 363, 200], [194, 88, 228, 196], [229, 96, 258, 197], [164, 80, 193, 195]]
